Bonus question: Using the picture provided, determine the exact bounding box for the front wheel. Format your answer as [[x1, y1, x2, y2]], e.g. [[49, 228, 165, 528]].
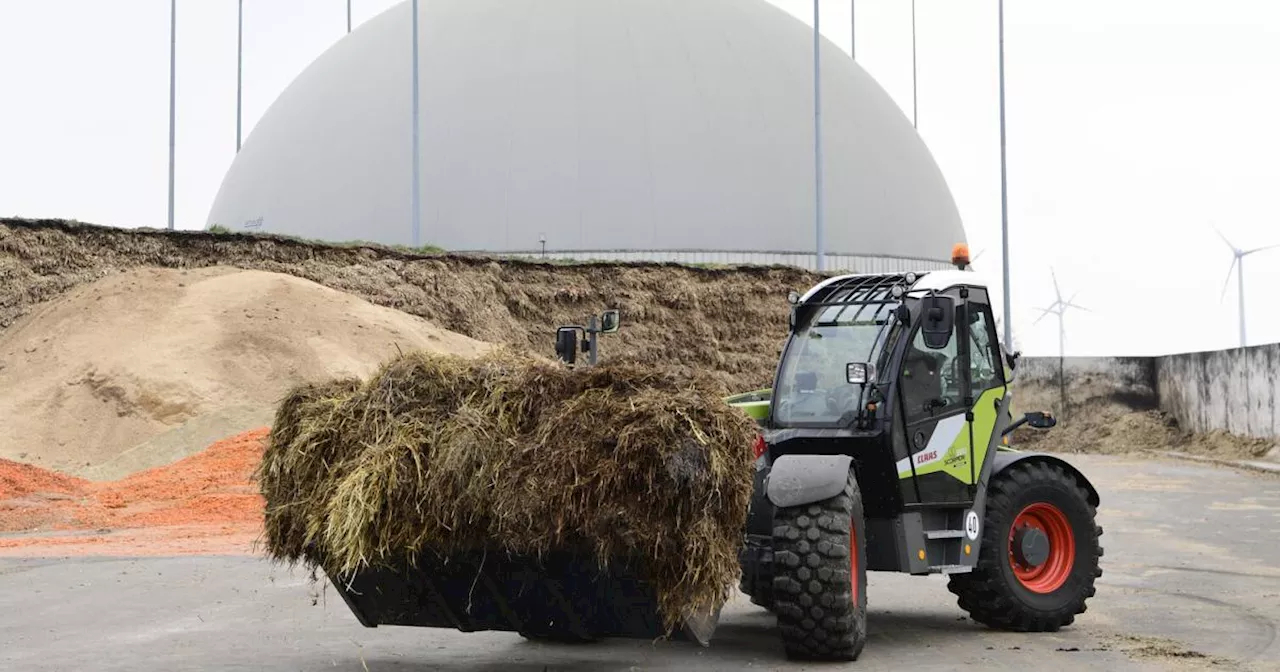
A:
[[948, 459, 1103, 631], [770, 470, 868, 661]]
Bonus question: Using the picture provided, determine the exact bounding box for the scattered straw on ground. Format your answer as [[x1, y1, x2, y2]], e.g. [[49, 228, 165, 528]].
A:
[[0, 265, 489, 478], [0, 429, 268, 556], [258, 349, 758, 633]]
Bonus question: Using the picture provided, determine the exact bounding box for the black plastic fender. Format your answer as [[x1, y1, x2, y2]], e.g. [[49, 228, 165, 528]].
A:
[[991, 451, 1100, 506], [765, 454, 855, 508]]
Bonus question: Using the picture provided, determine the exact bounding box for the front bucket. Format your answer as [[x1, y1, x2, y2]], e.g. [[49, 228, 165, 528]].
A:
[[326, 548, 721, 645]]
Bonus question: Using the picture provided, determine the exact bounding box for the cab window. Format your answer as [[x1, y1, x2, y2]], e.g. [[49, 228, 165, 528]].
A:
[[899, 320, 964, 424], [966, 306, 1004, 392]]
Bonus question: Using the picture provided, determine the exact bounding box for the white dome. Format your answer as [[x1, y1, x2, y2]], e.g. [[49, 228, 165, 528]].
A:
[[208, 0, 966, 269]]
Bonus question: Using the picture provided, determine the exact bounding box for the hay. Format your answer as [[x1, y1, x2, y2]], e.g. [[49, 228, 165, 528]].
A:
[[257, 349, 758, 632]]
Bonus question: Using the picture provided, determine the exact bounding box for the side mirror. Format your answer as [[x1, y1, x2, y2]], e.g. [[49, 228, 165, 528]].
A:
[[1024, 411, 1056, 429], [600, 309, 620, 334], [555, 327, 579, 364], [920, 295, 955, 350], [846, 362, 876, 384]]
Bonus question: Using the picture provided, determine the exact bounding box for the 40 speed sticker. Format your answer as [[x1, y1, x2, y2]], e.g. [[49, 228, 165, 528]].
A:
[[965, 510, 981, 541]]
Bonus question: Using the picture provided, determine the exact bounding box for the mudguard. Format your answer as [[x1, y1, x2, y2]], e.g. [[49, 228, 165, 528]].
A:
[[765, 454, 854, 508], [992, 451, 1100, 506]]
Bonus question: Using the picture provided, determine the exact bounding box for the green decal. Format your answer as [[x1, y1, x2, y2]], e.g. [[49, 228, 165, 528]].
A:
[[902, 387, 1005, 484]]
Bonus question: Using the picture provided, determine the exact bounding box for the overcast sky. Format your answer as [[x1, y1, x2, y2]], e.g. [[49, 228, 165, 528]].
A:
[[2, 0, 1279, 358]]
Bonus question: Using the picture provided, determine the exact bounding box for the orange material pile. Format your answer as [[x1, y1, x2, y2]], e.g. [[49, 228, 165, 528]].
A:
[[0, 429, 268, 556]]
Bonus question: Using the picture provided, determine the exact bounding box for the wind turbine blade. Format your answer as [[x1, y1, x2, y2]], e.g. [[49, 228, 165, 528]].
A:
[[1243, 242, 1280, 255], [972, 248, 986, 262], [1212, 224, 1237, 252], [1065, 302, 1090, 312], [1032, 307, 1054, 325], [1220, 256, 1238, 301], [1050, 267, 1062, 302]]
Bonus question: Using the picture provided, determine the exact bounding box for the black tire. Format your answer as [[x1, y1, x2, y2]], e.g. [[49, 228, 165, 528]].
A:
[[770, 470, 868, 661], [948, 459, 1103, 632]]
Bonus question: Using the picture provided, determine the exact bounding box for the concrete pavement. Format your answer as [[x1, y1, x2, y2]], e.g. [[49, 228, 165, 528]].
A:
[[1, 454, 1277, 671]]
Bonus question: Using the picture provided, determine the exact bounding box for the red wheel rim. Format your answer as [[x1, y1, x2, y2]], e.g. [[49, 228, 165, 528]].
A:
[[1008, 502, 1074, 594], [849, 522, 859, 604]]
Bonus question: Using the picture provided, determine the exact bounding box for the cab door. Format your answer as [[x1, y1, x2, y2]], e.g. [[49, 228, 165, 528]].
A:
[[895, 289, 974, 506]]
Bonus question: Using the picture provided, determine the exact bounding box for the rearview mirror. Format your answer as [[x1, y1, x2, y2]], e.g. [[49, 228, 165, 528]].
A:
[[555, 327, 579, 364], [600, 309, 620, 334], [1023, 411, 1056, 429], [920, 295, 955, 350], [846, 362, 876, 385]]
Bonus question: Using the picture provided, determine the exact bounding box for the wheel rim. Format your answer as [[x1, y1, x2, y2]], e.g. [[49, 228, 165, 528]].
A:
[[849, 522, 859, 604], [1008, 502, 1074, 593]]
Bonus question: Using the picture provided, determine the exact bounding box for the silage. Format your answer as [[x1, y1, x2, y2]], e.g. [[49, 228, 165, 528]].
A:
[[256, 348, 759, 631]]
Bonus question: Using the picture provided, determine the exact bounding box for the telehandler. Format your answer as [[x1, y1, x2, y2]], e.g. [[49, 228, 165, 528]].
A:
[[327, 246, 1102, 662]]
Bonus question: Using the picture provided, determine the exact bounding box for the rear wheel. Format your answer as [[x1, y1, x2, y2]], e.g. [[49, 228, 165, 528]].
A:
[[770, 470, 868, 661], [948, 460, 1103, 631]]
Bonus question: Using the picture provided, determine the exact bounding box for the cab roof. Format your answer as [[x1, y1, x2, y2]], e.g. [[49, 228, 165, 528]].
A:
[[798, 269, 988, 305]]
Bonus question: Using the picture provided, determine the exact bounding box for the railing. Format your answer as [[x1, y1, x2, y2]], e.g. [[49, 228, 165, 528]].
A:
[[467, 249, 954, 273]]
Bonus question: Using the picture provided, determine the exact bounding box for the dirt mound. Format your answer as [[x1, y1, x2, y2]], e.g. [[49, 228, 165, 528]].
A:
[[0, 429, 266, 552], [1011, 400, 1277, 461], [0, 219, 822, 396], [0, 263, 490, 477]]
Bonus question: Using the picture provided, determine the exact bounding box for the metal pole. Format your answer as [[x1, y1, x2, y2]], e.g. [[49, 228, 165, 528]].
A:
[[911, 0, 917, 128], [813, 0, 825, 272], [850, 0, 855, 60], [1058, 312, 1066, 421], [998, 0, 1012, 347], [411, 0, 422, 247], [587, 316, 600, 366], [236, 0, 243, 153], [167, 0, 176, 230], [347, 0, 352, 33], [1238, 255, 1246, 347]]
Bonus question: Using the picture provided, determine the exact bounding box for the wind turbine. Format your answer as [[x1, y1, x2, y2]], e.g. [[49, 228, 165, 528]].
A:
[[1034, 268, 1087, 419], [1214, 226, 1280, 348]]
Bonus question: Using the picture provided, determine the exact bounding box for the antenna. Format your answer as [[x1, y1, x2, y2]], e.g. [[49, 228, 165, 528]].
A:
[[1213, 225, 1280, 348], [1033, 267, 1088, 421]]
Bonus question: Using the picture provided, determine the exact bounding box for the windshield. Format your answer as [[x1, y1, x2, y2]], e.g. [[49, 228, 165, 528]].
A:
[[773, 301, 898, 426]]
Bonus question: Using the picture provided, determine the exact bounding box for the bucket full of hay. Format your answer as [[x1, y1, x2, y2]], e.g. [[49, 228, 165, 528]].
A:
[[256, 349, 759, 643]]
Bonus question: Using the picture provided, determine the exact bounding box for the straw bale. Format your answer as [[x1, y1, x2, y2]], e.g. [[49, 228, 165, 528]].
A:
[[257, 348, 758, 631]]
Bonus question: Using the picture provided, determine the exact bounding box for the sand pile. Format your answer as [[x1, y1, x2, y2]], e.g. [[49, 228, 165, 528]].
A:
[[2, 218, 821, 395], [258, 350, 759, 633], [0, 266, 490, 478], [0, 428, 267, 543]]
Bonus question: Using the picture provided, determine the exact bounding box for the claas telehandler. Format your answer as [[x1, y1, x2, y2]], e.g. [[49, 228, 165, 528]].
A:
[[326, 249, 1102, 662]]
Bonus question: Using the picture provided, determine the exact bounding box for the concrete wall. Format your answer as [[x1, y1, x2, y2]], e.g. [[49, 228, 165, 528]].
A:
[[1017, 344, 1280, 440], [1015, 356, 1159, 410], [1156, 344, 1280, 439]]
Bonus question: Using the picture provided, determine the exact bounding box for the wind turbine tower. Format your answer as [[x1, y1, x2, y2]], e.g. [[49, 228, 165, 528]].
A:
[[1034, 268, 1087, 419], [1214, 226, 1279, 348]]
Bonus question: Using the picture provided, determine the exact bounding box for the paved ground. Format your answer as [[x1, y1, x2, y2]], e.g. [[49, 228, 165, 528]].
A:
[[2, 454, 1278, 671]]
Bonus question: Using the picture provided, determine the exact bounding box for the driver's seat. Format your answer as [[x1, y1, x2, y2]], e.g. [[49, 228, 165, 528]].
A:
[[902, 349, 943, 409]]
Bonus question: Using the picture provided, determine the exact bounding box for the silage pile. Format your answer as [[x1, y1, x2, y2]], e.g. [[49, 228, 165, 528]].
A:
[[257, 349, 759, 631]]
